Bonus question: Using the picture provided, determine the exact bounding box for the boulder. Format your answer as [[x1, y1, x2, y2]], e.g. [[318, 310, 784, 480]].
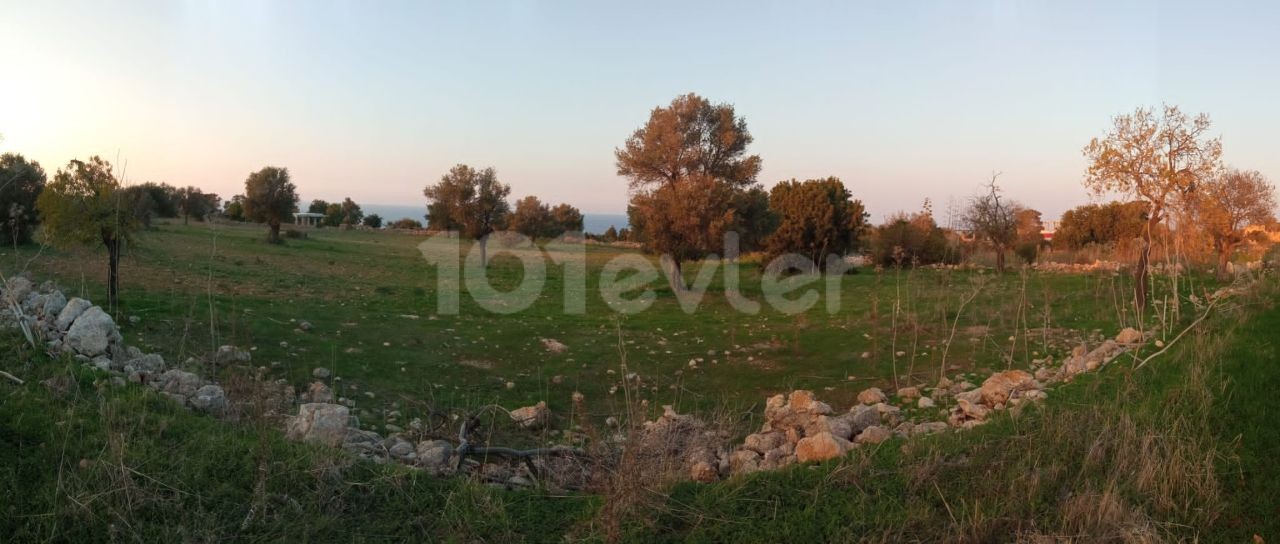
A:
[[979, 370, 1038, 406], [855, 425, 892, 444], [2, 276, 33, 303], [857, 387, 887, 405], [213, 345, 251, 366], [152, 369, 204, 397], [787, 390, 831, 414], [896, 386, 920, 399], [795, 431, 851, 463], [743, 431, 787, 454], [54, 297, 92, 331], [65, 306, 120, 357], [121, 353, 165, 374], [386, 437, 416, 460], [510, 401, 551, 429], [306, 381, 335, 403], [416, 440, 454, 468], [191, 384, 228, 414], [912, 421, 949, 435], [1115, 327, 1144, 345], [729, 449, 762, 474], [285, 403, 350, 447], [690, 461, 718, 483], [917, 396, 936, 409], [40, 291, 67, 320], [312, 367, 331, 379], [845, 404, 881, 434]]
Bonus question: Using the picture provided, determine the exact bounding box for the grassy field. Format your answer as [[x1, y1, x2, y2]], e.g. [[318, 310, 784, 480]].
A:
[[1, 220, 1170, 436], [1, 236, 1275, 541], [2, 220, 1275, 541]]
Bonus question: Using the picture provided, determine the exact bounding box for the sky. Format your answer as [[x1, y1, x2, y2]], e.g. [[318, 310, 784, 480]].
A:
[[1, 1, 1277, 222]]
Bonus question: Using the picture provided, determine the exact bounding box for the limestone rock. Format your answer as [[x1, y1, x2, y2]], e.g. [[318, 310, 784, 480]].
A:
[[65, 306, 120, 357], [743, 431, 787, 454], [2, 276, 33, 303], [979, 370, 1038, 406], [795, 431, 851, 463], [510, 401, 551, 429], [152, 369, 204, 397], [896, 386, 920, 399], [40, 291, 67, 320], [191, 384, 228, 414], [213, 345, 251, 366], [917, 396, 935, 409], [54, 297, 92, 331], [286, 403, 350, 447], [857, 387, 887, 405], [306, 381, 334, 403], [1115, 327, 1144, 345], [312, 367, 331, 379], [416, 440, 454, 467], [855, 425, 892, 445], [690, 461, 718, 483]]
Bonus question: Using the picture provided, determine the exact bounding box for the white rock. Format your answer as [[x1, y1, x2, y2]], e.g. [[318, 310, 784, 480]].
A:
[[65, 306, 120, 357], [286, 403, 350, 447]]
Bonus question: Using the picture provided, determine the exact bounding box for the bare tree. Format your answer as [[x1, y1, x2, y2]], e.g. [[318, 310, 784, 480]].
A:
[[1083, 105, 1222, 310], [963, 174, 1020, 273]]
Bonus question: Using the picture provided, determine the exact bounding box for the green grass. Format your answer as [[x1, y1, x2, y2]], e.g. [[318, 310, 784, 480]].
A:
[[2, 220, 1276, 541], [3, 220, 1171, 435]]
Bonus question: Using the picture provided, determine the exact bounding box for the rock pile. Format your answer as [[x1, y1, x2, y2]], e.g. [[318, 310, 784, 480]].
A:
[[2, 276, 229, 417]]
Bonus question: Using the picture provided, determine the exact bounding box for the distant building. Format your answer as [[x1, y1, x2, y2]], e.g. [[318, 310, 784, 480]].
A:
[[293, 212, 325, 227], [1041, 220, 1059, 242]]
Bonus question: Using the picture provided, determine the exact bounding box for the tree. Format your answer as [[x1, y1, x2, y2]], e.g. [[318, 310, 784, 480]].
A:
[[765, 177, 867, 267], [616, 93, 762, 291], [362, 213, 383, 229], [176, 186, 219, 224], [732, 185, 776, 253], [338, 197, 363, 226], [549, 203, 584, 235], [1192, 169, 1276, 280], [242, 166, 298, 244], [0, 153, 47, 246], [36, 157, 140, 310], [602, 226, 619, 242], [1083, 105, 1222, 309], [1054, 201, 1149, 250], [1013, 208, 1045, 264], [308, 199, 329, 214], [871, 207, 953, 268], [509, 195, 553, 244], [962, 175, 1021, 273], [121, 185, 159, 228], [389, 218, 423, 229], [223, 195, 247, 222], [423, 164, 511, 265]]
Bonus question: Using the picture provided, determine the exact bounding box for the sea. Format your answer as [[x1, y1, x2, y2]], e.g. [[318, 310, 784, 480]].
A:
[[361, 204, 628, 235]]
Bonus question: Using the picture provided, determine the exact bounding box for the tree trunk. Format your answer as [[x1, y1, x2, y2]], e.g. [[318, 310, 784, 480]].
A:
[[479, 237, 488, 267], [1216, 241, 1232, 282], [269, 222, 281, 244], [1134, 227, 1152, 312], [183, 213, 190, 226], [665, 257, 686, 293], [995, 246, 1006, 274], [105, 236, 120, 312]]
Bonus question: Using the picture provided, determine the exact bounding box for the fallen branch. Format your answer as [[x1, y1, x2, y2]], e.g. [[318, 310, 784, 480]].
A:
[[1135, 288, 1224, 369], [453, 405, 587, 476], [0, 370, 23, 385]]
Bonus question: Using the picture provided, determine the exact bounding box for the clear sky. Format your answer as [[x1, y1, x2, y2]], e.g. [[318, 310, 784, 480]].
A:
[[2, 1, 1277, 222]]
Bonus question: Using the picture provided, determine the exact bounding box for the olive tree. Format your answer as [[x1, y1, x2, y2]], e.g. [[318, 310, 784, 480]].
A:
[[423, 164, 510, 266], [242, 166, 298, 243], [1192, 168, 1276, 280], [36, 156, 140, 310]]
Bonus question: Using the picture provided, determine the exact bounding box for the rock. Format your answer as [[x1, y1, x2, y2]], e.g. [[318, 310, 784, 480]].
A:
[[306, 381, 334, 403], [896, 386, 920, 399], [285, 403, 350, 447], [816, 415, 852, 439], [1115, 327, 1144, 345], [729, 449, 762, 474], [40, 291, 67, 320], [386, 437, 415, 459], [950, 398, 991, 426], [917, 396, 935, 409], [191, 385, 228, 414], [855, 425, 891, 444], [65, 306, 120, 357], [857, 387, 886, 405], [795, 431, 851, 463], [152, 369, 204, 397], [912, 421, 949, 435], [510, 401, 551, 429], [312, 367, 331, 379], [979, 370, 1038, 406], [298, 320, 313, 331], [743, 431, 787, 454], [1033, 367, 1057, 383], [213, 345, 251, 365], [845, 404, 881, 434], [121, 353, 166, 377], [54, 298, 92, 331], [540, 338, 568, 354], [690, 461, 718, 483], [788, 390, 829, 413], [416, 440, 454, 467], [2, 276, 33, 303]]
